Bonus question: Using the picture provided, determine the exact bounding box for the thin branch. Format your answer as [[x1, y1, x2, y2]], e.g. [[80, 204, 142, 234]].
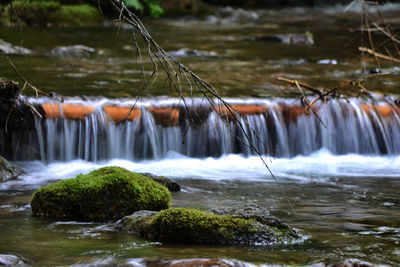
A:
[[7, 57, 49, 97], [359, 46, 400, 63]]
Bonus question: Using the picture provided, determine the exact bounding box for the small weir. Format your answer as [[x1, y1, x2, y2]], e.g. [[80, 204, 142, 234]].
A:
[[1, 97, 400, 161]]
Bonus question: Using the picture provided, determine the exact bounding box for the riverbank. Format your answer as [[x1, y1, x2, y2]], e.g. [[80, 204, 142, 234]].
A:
[[0, 0, 395, 26]]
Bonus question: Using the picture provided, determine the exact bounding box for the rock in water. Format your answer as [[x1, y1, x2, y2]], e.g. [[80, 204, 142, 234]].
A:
[[50, 45, 96, 57], [31, 167, 171, 221], [116, 204, 302, 246], [0, 39, 32, 55], [0, 254, 24, 265], [0, 155, 25, 183], [248, 33, 314, 45], [208, 203, 287, 228]]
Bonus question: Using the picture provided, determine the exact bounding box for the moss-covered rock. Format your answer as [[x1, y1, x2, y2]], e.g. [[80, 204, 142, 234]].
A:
[[0, 155, 25, 183], [31, 166, 171, 221], [116, 204, 301, 246]]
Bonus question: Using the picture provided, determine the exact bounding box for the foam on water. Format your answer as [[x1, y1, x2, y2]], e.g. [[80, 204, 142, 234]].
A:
[[4, 149, 400, 190]]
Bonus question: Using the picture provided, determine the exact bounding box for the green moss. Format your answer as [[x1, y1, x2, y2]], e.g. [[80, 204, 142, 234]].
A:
[[31, 166, 171, 221], [53, 4, 103, 25], [146, 208, 261, 244], [7, 1, 102, 26], [272, 226, 299, 241]]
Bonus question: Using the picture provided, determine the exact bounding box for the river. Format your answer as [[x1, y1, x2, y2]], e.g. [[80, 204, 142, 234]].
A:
[[1, 3, 400, 266]]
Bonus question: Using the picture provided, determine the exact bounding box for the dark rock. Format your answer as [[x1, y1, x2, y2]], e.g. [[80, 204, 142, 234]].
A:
[[50, 45, 96, 57], [0, 78, 20, 99], [115, 210, 158, 233], [0, 39, 32, 55], [249, 33, 314, 45], [0, 78, 45, 160], [31, 167, 171, 221], [0, 254, 24, 265], [141, 173, 181, 192], [0, 155, 25, 183], [116, 204, 302, 246]]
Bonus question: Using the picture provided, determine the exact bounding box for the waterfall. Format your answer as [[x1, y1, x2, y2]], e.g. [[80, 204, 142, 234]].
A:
[[2, 97, 400, 162]]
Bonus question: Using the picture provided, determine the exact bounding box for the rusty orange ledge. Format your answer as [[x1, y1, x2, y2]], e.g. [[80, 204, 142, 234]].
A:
[[39, 102, 398, 126]]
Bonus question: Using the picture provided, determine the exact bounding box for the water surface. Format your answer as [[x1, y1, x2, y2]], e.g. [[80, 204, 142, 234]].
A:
[[1, 4, 400, 266]]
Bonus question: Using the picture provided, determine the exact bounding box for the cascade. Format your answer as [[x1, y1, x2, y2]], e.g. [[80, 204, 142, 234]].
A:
[[1, 97, 400, 162]]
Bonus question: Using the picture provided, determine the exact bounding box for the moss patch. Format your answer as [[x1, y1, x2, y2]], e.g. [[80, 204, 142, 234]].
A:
[[117, 205, 302, 246], [31, 166, 171, 221], [141, 208, 280, 245], [148, 208, 257, 244], [7, 1, 102, 26]]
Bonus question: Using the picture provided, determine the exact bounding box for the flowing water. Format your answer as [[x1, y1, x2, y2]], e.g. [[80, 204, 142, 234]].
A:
[[1, 3, 400, 266]]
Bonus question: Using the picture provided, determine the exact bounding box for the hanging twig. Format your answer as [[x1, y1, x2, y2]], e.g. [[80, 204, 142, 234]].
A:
[[108, 0, 294, 209], [7, 57, 49, 97]]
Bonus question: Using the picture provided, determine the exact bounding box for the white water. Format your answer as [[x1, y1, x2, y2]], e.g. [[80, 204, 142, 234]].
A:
[[5, 97, 400, 162], [3, 149, 400, 190]]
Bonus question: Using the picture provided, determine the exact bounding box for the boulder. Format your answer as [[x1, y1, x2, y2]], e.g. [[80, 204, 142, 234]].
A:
[[50, 45, 96, 57], [0, 39, 32, 55], [0, 254, 24, 265], [0, 155, 25, 183], [31, 167, 171, 221], [116, 204, 301, 246]]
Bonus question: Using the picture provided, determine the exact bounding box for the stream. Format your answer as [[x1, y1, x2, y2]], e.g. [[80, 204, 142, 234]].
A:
[[1, 3, 400, 266]]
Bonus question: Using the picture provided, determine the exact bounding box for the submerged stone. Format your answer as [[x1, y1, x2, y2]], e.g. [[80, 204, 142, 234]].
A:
[[116, 204, 301, 246], [0, 155, 25, 183], [31, 167, 171, 221]]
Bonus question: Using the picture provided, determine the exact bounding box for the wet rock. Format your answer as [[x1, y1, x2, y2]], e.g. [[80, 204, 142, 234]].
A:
[[0, 78, 42, 160], [141, 173, 181, 192], [249, 33, 314, 45], [317, 59, 338, 65], [0, 39, 32, 55], [50, 45, 96, 57], [169, 48, 218, 58], [31, 167, 171, 221], [326, 258, 374, 267], [116, 204, 301, 246], [0, 78, 20, 99], [115, 210, 158, 232], [0, 254, 24, 265], [208, 203, 291, 229], [0, 155, 25, 183]]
